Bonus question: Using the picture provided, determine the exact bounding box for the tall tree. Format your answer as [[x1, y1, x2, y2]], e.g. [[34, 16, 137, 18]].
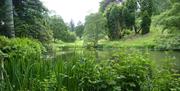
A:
[[99, 0, 123, 13], [48, 15, 68, 41], [84, 13, 107, 47], [75, 21, 84, 39], [4, 0, 15, 37], [13, 0, 52, 42], [69, 19, 75, 32], [140, 0, 153, 34], [123, 0, 137, 33], [0, 0, 6, 36], [105, 3, 124, 40]]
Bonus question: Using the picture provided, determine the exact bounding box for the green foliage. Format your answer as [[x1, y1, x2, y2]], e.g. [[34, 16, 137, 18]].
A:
[[152, 53, 180, 90], [0, 0, 180, 90], [101, 0, 154, 37], [0, 0, 53, 41], [105, 3, 124, 40], [0, 36, 43, 60], [0, 0, 15, 38], [0, 36, 45, 90], [84, 13, 107, 47], [123, 0, 136, 29], [104, 0, 139, 39], [154, 3, 180, 32], [66, 32, 76, 42], [3, 47, 179, 90], [15, 17, 53, 42], [140, 0, 153, 34], [48, 15, 76, 42], [69, 20, 75, 32], [154, 34, 180, 50], [75, 22, 84, 39], [48, 16, 68, 40], [141, 11, 151, 34], [12, 0, 53, 42], [112, 50, 153, 91], [99, 0, 116, 13], [152, 0, 172, 15]]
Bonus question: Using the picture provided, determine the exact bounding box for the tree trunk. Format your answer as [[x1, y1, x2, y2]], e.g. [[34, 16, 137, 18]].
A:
[[0, 53, 4, 91], [5, 0, 15, 38]]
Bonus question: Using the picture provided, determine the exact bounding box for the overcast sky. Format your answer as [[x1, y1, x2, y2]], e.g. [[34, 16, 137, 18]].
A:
[[40, 0, 101, 25]]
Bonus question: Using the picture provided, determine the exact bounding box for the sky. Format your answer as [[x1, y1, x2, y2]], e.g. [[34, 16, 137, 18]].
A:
[[40, 0, 102, 25]]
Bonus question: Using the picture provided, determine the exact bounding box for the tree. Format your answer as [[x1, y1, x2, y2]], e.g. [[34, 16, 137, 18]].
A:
[[105, 3, 124, 40], [0, 0, 15, 38], [140, 0, 153, 34], [84, 13, 107, 47], [69, 19, 75, 32], [48, 15, 68, 41], [141, 11, 151, 34], [48, 15, 76, 42], [0, 0, 6, 36], [75, 21, 84, 39], [12, 0, 52, 42], [123, 0, 137, 33], [99, 0, 123, 13]]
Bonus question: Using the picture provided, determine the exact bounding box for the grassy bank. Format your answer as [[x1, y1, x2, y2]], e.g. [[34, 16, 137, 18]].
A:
[[99, 31, 158, 49], [55, 27, 180, 51], [54, 28, 157, 49]]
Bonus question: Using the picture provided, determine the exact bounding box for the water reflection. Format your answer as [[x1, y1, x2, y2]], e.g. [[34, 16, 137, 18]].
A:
[[57, 48, 180, 72]]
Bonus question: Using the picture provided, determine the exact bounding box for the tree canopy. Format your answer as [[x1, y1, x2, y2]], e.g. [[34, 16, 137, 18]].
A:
[[84, 13, 107, 47]]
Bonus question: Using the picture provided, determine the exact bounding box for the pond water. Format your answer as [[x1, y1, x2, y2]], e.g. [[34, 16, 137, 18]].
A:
[[149, 51, 180, 72], [57, 48, 180, 73]]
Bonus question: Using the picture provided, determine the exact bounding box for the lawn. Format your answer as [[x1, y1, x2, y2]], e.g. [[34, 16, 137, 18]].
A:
[[55, 27, 161, 49]]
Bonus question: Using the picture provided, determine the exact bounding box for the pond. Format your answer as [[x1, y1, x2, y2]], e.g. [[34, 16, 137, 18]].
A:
[[57, 48, 180, 73]]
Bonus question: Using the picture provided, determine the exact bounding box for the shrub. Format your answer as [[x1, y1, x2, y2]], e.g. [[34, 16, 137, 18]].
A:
[[66, 32, 76, 42], [0, 36, 45, 90], [111, 49, 154, 91], [154, 34, 180, 50], [55, 49, 155, 91], [0, 36, 44, 61]]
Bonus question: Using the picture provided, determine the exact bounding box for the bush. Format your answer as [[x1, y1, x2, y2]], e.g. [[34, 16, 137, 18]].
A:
[[59, 31, 76, 42], [154, 34, 180, 50], [111, 49, 154, 91], [54, 49, 155, 91], [0, 36, 45, 90], [60, 49, 180, 91], [0, 36, 44, 61], [66, 32, 76, 42]]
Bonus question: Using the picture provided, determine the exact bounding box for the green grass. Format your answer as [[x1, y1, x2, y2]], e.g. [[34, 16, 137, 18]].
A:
[[55, 26, 180, 51], [55, 27, 161, 49], [52, 40, 83, 52], [99, 30, 159, 48]]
